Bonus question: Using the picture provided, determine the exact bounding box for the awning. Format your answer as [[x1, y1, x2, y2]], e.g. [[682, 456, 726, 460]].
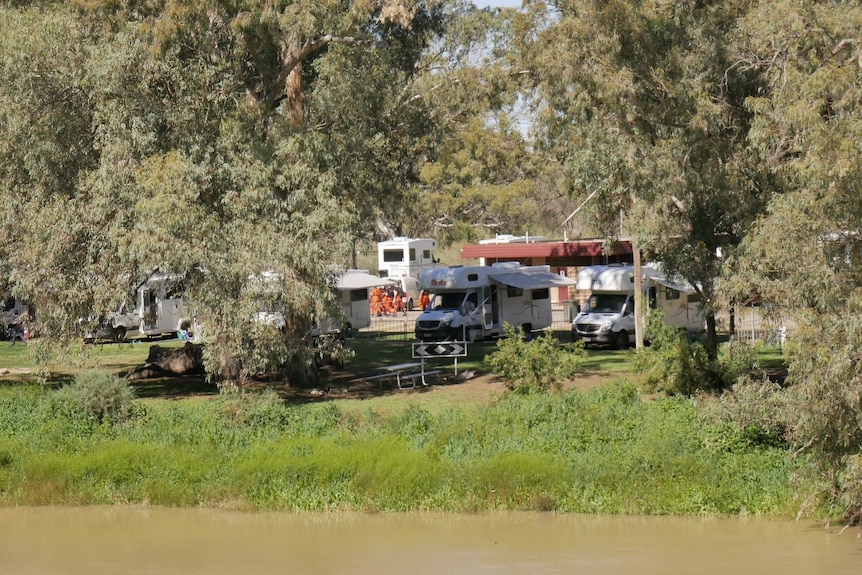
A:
[[650, 276, 697, 294], [338, 271, 396, 291], [487, 270, 577, 290]]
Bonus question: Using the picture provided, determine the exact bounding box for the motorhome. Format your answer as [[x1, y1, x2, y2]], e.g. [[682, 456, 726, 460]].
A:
[[83, 272, 191, 343], [415, 262, 576, 342], [377, 237, 437, 280], [571, 264, 705, 348], [256, 270, 396, 337]]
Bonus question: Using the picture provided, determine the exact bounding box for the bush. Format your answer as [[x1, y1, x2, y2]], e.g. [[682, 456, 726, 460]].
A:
[[483, 324, 584, 393], [54, 369, 136, 424], [637, 314, 715, 395]]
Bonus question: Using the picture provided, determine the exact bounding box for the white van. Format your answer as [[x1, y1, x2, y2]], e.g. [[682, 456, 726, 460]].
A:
[[385, 276, 420, 310]]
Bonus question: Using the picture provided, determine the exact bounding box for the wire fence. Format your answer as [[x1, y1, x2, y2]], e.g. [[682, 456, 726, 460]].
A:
[[357, 306, 792, 347]]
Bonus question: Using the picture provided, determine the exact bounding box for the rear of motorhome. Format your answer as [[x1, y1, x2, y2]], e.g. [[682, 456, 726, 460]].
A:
[[1, 297, 32, 339], [571, 264, 704, 348], [415, 262, 576, 342], [377, 237, 437, 280]]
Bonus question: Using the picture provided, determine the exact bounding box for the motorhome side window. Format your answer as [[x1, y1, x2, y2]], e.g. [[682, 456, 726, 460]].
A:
[[165, 279, 185, 299], [383, 250, 403, 262], [349, 289, 365, 302], [506, 286, 523, 298], [3, 298, 14, 312], [409, 248, 416, 262], [532, 288, 550, 300], [422, 250, 431, 259], [665, 287, 680, 301], [467, 273, 479, 281]]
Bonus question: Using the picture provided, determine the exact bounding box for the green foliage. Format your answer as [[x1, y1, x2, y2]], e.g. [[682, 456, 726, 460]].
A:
[[638, 313, 767, 396], [53, 370, 136, 424], [483, 324, 584, 393], [0, 381, 807, 516], [637, 314, 716, 395]]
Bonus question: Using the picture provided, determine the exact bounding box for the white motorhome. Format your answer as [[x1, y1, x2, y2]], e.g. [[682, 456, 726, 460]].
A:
[[316, 270, 396, 336], [571, 264, 705, 349], [415, 262, 576, 342], [256, 270, 396, 337], [84, 272, 191, 343], [377, 237, 437, 280]]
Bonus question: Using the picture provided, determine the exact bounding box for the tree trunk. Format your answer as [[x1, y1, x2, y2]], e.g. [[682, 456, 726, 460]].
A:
[[633, 238, 645, 350], [704, 311, 718, 360]]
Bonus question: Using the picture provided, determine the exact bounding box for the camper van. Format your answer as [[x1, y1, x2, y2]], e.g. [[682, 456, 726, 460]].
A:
[[571, 264, 705, 348], [377, 237, 437, 280], [83, 272, 191, 343], [415, 262, 576, 342]]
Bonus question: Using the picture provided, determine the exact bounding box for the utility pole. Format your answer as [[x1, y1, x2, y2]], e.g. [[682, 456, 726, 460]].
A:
[[632, 237, 644, 350]]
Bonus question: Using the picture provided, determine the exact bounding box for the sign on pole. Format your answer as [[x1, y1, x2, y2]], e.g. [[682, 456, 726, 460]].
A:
[[412, 341, 468, 358]]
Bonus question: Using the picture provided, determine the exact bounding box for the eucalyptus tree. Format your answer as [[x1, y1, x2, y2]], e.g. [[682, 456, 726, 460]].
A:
[[510, 0, 771, 358], [725, 1, 862, 521], [0, 0, 448, 384]]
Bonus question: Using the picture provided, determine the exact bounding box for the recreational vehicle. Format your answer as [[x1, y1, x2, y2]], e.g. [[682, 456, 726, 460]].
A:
[[256, 270, 396, 337], [571, 264, 705, 348], [377, 237, 437, 280], [83, 273, 191, 343], [415, 262, 576, 342]]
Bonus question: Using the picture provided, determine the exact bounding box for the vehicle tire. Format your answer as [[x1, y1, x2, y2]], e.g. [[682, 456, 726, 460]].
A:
[[614, 330, 629, 350], [112, 327, 127, 344]]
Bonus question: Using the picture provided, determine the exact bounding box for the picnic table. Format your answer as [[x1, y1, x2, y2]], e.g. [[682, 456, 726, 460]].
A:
[[363, 361, 441, 390]]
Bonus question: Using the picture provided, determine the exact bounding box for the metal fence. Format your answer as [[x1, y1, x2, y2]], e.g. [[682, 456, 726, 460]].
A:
[[358, 306, 792, 347]]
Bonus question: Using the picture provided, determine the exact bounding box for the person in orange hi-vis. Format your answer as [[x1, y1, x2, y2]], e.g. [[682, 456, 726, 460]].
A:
[[394, 290, 406, 316], [370, 287, 383, 317], [418, 290, 430, 311]]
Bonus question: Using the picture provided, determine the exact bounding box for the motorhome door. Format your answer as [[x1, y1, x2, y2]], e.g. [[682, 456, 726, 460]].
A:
[[481, 285, 494, 329]]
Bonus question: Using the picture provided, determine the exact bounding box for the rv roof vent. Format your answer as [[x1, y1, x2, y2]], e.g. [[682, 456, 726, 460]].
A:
[[491, 261, 521, 269]]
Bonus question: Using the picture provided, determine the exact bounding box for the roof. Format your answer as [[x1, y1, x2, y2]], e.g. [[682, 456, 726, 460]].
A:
[[338, 270, 396, 291], [461, 239, 633, 260], [487, 269, 577, 290]]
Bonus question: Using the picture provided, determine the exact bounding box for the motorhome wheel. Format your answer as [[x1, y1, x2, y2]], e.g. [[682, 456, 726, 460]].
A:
[[112, 326, 127, 344], [615, 330, 629, 350]]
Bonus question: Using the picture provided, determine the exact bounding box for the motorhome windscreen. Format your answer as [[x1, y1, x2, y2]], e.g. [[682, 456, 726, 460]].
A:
[[584, 293, 628, 313], [430, 292, 466, 310]]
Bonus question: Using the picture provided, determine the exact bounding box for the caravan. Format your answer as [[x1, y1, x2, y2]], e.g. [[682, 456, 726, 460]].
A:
[[571, 264, 705, 348], [377, 237, 437, 280], [256, 270, 396, 337], [415, 262, 576, 342]]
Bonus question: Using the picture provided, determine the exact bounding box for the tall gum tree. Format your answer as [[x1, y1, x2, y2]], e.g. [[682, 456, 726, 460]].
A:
[[511, 0, 770, 359], [0, 0, 447, 384]]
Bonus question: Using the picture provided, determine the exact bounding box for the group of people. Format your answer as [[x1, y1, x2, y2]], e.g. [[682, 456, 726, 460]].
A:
[[370, 285, 409, 317]]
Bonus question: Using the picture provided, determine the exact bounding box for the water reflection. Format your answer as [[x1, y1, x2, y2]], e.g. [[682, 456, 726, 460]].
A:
[[0, 507, 860, 575]]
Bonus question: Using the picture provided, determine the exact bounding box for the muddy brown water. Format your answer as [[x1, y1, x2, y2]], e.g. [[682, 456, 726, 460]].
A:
[[1, 507, 860, 574]]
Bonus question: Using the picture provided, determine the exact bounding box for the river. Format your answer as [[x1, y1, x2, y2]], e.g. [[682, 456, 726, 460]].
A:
[[0, 507, 859, 574]]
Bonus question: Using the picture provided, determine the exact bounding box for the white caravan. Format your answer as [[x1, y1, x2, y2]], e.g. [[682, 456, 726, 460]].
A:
[[256, 270, 396, 337], [316, 270, 396, 336], [377, 237, 437, 280], [415, 262, 576, 342], [571, 264, 705, 349], [84, 273, 190, 343]]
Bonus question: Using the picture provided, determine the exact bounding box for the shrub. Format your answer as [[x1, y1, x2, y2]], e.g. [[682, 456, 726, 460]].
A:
[[483, 323, 584, 393], [637, 314, 714, 395], [54, 369, 136, 424]]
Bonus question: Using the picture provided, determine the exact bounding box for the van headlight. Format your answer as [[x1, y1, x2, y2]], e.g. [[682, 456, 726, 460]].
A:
[[600, 320, 614, 332], [440, 317, 452, 327]]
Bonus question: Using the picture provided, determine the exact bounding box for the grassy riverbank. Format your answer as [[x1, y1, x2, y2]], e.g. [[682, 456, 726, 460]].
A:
[[0, 375, 809, 516]]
